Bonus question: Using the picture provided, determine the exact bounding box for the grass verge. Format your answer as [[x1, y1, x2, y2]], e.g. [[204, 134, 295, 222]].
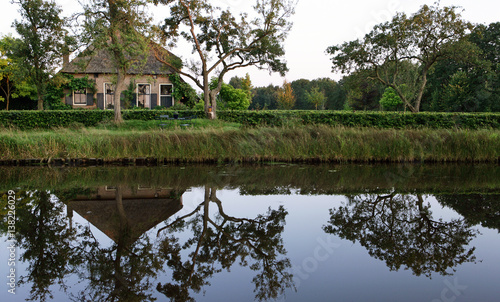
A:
[[0, 121, 499, 163]]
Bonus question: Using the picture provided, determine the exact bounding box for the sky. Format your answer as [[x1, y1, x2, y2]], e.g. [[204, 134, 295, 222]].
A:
[[1, 0, 499, 88]]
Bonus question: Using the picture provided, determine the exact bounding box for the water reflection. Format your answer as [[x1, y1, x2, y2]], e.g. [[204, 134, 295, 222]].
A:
[[155, 187, 292, 302], [323, 193, 479, 277], [1, 164, 499, 301], [68, 186, 181, 302], [6, 191, 79, 301], [1, 184, 293, 301]]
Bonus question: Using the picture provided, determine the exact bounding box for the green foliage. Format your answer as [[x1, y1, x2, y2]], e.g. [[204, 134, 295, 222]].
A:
[[327, 4, 477, 112], [1, 110, 499, 130], [251, 85, 280, 110], [210, 78, 251, 110], [169, 74, 198, 108], [219, 83, 251, 110], [424, 22, 500, 112], [121, 81, 136, 109], [217, 110, 500, 129], [277, 80, 295, 110], [12, 0, 69, 110], [155, 0, 296, 117], [380, 87, 403, 111], [44, 84, 71, 110], [44, 75, 95, 110], [306, 86, 326, 110]]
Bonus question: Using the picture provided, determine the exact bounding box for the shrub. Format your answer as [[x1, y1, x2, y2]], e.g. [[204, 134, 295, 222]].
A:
[[0, 109, 499, 130]]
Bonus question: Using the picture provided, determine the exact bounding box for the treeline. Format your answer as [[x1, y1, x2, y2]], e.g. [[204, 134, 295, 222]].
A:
[[243, 21, 500, 112], [1, 2, 499, 114]]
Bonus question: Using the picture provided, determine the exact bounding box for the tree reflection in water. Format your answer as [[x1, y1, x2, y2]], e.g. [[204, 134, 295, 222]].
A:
[[69, 186, 164, 302], [1, 186, 293, 302], [156, 186, 294, 302], [324, 193, 479, 277], [1, 191, 79, 302]]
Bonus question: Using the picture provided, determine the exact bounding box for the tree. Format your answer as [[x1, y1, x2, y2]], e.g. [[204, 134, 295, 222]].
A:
[[0, 191, 80, 301], [424, 22, 500, 112], [323, 193, 478, 277], [250, 84, 279, 110], [277, 79, 295, 110], [341, 70, 383, 111], [11, 0, 68, 110], [305, 86, 326, 110], [152, 0, 296, 119], [79, 0, 152, 123], [0, 37, 16, 110], [379, 87, 403, 111], [290, 79, 312, 109], [229, 73, 253, 99], [214, 79, 251, 110], [156, 186, 293, 302], [327, 4, 477, 112]]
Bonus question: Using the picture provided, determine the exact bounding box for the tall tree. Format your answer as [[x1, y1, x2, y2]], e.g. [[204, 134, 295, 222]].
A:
[[305, 86, 326, 110], [0, 37, 15, 110], [250, 84, 279, 110], [327, 4, 477, 112], [12, 0, 68, 110], [0, 35, 38, 110], [79, 0, 152, 123], [277, 79, 295, 110], [324, 193, 478, 277], [152, 0, 296, 119], [425, 22, 500, 112]]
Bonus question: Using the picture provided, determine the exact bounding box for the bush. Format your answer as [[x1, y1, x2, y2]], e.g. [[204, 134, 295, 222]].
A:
[[218, 110, 500, 129], [1, 109, 499, 130]]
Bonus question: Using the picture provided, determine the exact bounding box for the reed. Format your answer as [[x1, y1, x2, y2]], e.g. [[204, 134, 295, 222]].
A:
[[0, 123, 499, 163]]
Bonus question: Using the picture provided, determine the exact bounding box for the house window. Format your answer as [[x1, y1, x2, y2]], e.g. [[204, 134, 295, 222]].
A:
[[73, 89, 87, 105], [104, 83, 115, 109], [137, 84, 151, 108], [160, 84, 174, 107]]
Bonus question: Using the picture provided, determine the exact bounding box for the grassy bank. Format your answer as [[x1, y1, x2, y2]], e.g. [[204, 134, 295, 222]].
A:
[[0, 121, 499, 163]]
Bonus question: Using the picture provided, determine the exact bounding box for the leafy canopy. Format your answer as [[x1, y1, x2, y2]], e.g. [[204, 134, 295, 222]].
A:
[[327, 4, 478, 112], [153, 0, 296, 117]]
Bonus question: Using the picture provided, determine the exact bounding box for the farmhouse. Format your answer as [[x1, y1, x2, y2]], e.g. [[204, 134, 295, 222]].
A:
[[60, 45, 180, 109]]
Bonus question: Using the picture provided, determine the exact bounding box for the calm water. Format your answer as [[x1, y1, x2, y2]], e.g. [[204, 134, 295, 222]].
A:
[[1, 164, 499, 302]]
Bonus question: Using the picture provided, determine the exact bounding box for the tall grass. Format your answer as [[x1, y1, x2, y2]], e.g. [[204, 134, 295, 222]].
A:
[[0, 123, 499, 162]]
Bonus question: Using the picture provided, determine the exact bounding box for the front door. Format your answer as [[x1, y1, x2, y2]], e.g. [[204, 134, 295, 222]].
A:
[[137, 84, 151, 108]]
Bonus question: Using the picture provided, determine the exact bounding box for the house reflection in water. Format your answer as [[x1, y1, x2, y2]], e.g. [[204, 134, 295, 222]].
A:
[[66, 186, 184, 243]]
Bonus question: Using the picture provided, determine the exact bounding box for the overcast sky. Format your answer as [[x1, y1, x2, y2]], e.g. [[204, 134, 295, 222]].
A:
[[1, 0, 499, 88]]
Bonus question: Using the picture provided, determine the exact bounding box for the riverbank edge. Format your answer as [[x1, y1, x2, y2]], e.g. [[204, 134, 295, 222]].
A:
[[0, 156, 499, 167], [0, 126, 499, 164]]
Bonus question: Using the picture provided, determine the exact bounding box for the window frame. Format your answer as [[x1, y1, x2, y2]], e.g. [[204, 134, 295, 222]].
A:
[[73, 88, 87, 106]]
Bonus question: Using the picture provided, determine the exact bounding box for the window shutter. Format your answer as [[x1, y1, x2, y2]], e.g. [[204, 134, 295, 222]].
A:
[[132, 93, 136, 108], [97, 93, 104, 109], [151, 94, 158, 109], [86, 93, 94, 106]]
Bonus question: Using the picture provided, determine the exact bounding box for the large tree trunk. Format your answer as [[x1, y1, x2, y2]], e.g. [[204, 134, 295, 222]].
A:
[[37, 94, 43, 110], [114, 69, 125, 124], [209, 90, 218, 120], [413, 71, 428, 113]]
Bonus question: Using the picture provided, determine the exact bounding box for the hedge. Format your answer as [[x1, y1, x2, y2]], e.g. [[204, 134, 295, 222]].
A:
[[0, 109, 500, 130], [0, 109, 204, 130], [218, 110, 500, 129]]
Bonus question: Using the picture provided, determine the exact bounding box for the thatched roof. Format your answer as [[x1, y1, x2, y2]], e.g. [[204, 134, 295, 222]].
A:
[[69, 198, 183, 244], [61, 43, 180, 75]]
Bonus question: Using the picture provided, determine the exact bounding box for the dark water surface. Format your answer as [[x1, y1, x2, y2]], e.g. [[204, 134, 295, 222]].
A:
[[1, 164, 499, 302]]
